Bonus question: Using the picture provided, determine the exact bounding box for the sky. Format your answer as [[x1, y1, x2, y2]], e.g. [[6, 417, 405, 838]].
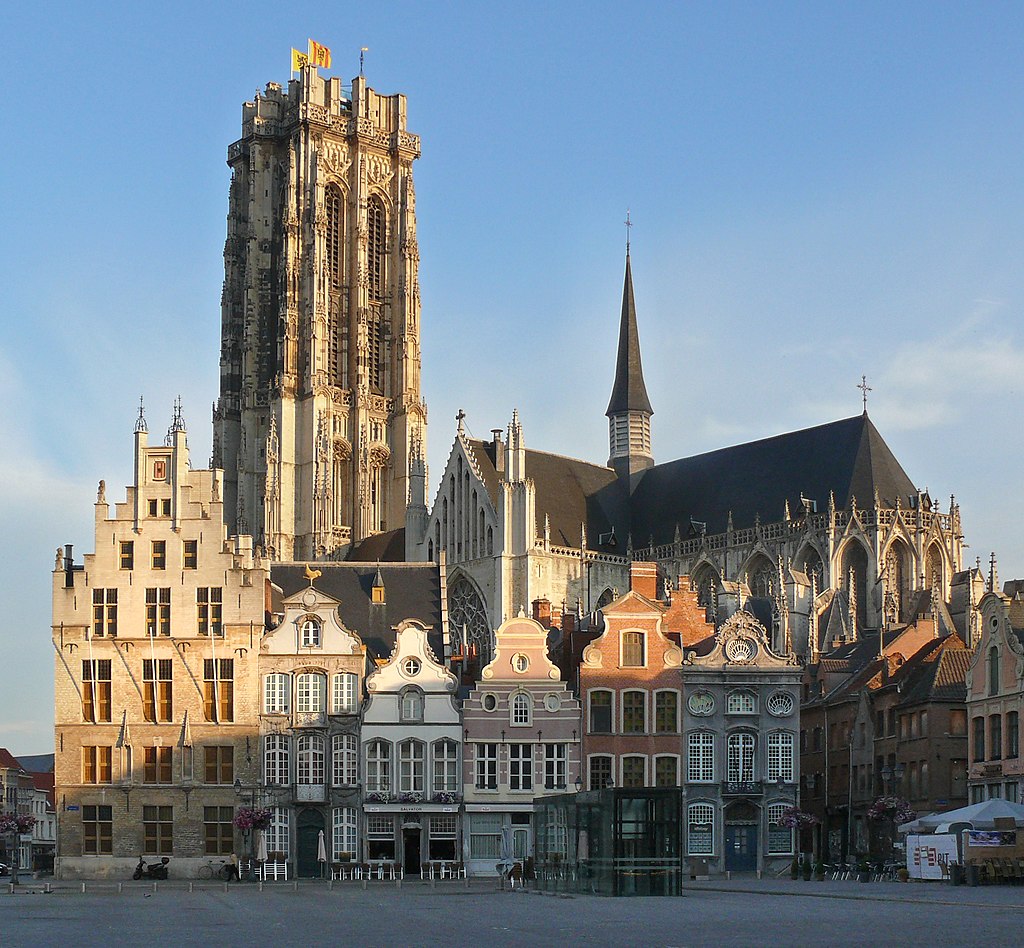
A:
[[2, 2, 1023, 755]]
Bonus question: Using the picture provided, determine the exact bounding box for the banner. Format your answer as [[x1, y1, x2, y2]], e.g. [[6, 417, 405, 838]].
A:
[[308, 40, 332, 69], [291, 48, 309, 73], [967, 830, 1017, 847], [907, 833, 958, 880]]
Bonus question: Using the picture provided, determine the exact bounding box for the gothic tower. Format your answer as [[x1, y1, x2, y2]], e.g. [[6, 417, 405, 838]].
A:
[[215, 67, 427, 560], [606, 250, 654, 482]]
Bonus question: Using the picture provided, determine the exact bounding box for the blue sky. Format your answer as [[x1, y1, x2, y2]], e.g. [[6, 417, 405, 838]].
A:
[[2, 2, 1023, 754]]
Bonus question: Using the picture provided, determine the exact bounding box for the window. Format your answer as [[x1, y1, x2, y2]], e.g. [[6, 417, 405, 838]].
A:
[[400, 688, 423, 722], [688, 803, 715, 855], [655, 691, 678, 733], [161, 498, 171, 516], [143, 746, 172, 784], [482, 693, 497, 712], [203, 658, 234, 722], [142, 659, 173, 722], [332, 807, 357, 861], [119, 540, 134, 570], [432, 739, 460, 794], [204, 806, 234, 855], [470, 813, 503, 859], [367, 195, 387, 302], [82, 746, 112, 784], [989, 646, 1000, 696], [767, 732, 794, 782], [300, 617, 321, 648], [512, 653, 529, 673], [264, 673, 290, 714], [511, 692, 531, 727], [143, 805, 173, 855], [267, 807, 290, 857], [82, 659, 111, 723], [623, 690, 646, 734], [766, 692, 794, 716], [973, 716, 986, 761], [475, 743, 498, 790], [813, 726, 823, 751], [326, 185, 345, 288], [332, 734, 357, 786], [621, 631, 645, 667], [589, 691, 612, 733], [265, 735, 290, 785], [204, 745, 234, 785], [430, 814, 458, 861], [296, 673, 325, 714], [82, 805, 112, 855], [622, 756, 645, 788], [197, 588, 223, 636], [146, 587, 171, 636], [544, 744, 567, 790], [509, 743, 533, 791], [333, 673, 358, 714], [1009, 712, 1019, 760], [589, 755, 612, 790], [949, 709, 967, 736], [767, 803, 794, 855], [92, 589, 117, 637], [655, 756, 678, 787], [366, 740, 391, 793], [727, 733, 756, 782], [366, 814, 395, 861], [727, 691, 756, 714], [688, 731, 715, 783], [990, 715, 1003, 761], [402, 657, 421, 677], [183, 539, 198, 569], [398, 740, 425, 793], [151, 540, 166, 569], [297, 735, 326, 785]]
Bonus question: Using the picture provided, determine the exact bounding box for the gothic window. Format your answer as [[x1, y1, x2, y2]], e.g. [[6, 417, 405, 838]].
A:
[[369, 462, 385, 533], [691, 564, 720, 623], [486, 526, 494, 556], [326, 186, 344, 287], [800, 548, 824, 590], [884, 542, 909, 626], [596, 588, 615, 610], [367, 196, 386, 302], [448, 576, 490, 661], [841, 542, 869, 631], [748, 556, 775, 599], [926, 544, 944, 591]]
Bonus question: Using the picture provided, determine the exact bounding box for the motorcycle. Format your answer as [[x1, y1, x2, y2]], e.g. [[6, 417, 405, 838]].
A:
[[133, 856, 170, 881]]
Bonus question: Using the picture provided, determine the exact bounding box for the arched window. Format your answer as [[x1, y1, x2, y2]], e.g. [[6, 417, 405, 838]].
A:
[[990, 646, 1000, 696], [326, 185, 344, 287], [367, 195, 387, 302], [333, 672, 358, 715], [884, 541, 910, 625], [925, 544, 944, 591], [589, 755, 613, 790], [687, 802, 715, 855], [841, 542, 869, 630], [267, 807, 290, 857], [400, 688, 424, 722], [296, 673, 325, 713], [332, 733, 357, 786], [432, 739, 459, 793], [332, 806, 357, 860], [691, 563, 721, 622], [300, 617, 321, 648], [449, 576, 490, 660], [687, 732, 715, 783], [1008, 712, 1019, 760], [990, 715, 1003, 761], [297, 734, 325, 785], [767, 732, 794, 782], [366, 739, 391, 793], [595, 588, 615, 610], [264, 673, 290, 714], [486, 526, 493, 556], [748, 555, 775, 599], [398, 739, 425, 793], [511, 692, 532, 727], [727, 733, 756, 782], [800, 548, 824, 590], [264, 734, 290, 785], [727, 691, 756, 714], [622, 755, 645, 787]]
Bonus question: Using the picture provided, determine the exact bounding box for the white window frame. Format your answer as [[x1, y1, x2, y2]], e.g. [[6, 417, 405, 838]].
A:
[[332, 673, 358, 715], [398, 739, 425, 794], [400, 688, 424, 722], [766, 731, 795, 782], [727, 732, 756, 782], [296, 673, 325, 713], [687, 731, 715, 783], [432, 739, 459, 794], [332, 806, 358, 860], [297, 734, 325, 785], [475, 743, 498, 790], [727, 690, 757, 714], [331, 733, 357, 787], [267, 807, 290, 857], [688, 802, 715, 855], [300, 616, 322, 648], [510, 692, 532, 727], [509, 743, 533, 792], [620, 630, 646, 668], [767, 801, 794, 855], [365, 740, 391, 793], [264, 734, 290, 785], [588, 689, 614, 734], [264, 673, 290, 714], [544, 744, 567, 791]]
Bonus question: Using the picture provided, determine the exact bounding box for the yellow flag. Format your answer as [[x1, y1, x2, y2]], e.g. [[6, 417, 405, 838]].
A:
[[308, 39, 332, 69], [291, 48, 309, 73]]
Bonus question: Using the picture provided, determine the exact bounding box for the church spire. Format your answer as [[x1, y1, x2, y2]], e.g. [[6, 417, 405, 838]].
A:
[[606, 242, 654, 480]]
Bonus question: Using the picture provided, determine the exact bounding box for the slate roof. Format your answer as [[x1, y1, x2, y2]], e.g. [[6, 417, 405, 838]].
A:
[[629, 413, 918, 547], [270, 562, 443, 660], [15, 754, 54, 773], [346, 528, 406, 563], [0, 748, 24, 770], [606, 252, 653, 417]]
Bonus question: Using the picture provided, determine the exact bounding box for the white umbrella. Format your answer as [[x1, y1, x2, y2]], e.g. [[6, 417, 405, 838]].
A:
[[257, 829, 268, 862], [496, 825, 515, 884], [899, 799, 1024, 834], [317, 829, 328, 878]]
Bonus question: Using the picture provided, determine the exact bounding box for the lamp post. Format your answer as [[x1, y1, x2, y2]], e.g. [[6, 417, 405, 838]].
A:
[[574, 776, 583, 793]]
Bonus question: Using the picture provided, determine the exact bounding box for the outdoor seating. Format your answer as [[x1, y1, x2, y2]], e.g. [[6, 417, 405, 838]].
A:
[[263, 854, 288, 881]]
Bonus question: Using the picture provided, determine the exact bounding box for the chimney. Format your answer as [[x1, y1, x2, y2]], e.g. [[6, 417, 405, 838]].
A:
[[491, 429, 504, 474], [532, 597, 552, 630], [629, 561, 659, 600], [562, 612, 576, 636], [64, 544, 75, 588], [550, 601, 562, 632]]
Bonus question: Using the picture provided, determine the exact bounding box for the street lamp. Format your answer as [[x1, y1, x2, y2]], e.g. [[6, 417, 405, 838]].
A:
[[574, 776, 583, 793]]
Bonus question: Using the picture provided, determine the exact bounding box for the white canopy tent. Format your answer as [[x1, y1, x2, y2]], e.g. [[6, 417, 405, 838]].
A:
[[899, 799, 1024, 834]]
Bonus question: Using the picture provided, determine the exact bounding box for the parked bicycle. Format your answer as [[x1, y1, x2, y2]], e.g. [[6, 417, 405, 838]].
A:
[[196, 858, 235, 881]]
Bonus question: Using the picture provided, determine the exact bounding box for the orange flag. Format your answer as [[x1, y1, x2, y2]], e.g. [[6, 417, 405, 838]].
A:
[[308, 39, 332, 69]]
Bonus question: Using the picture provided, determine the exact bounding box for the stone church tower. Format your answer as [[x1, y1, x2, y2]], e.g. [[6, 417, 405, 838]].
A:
[[215, 66, 427, 560]]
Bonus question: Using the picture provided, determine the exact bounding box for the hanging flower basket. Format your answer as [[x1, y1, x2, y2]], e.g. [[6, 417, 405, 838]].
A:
[[366, 791, 393, 803], [0, 814, 36, 835], [432, 791, 460, 804], [234, 806, 273, 832], [867, 796, 916, 825], [777, 807, 819, 830], [398, 791, 424, 804]]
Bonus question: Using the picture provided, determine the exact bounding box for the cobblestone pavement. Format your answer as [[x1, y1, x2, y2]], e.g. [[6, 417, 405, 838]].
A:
[[1, 878, 1022, 947]]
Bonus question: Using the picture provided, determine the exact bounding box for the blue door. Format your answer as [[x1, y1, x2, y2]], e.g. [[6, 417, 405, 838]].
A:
[[725, 824, 757, 872]]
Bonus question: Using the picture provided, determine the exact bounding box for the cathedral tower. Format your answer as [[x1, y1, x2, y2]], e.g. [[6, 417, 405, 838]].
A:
[[606, 250, 654, 481], [215, 66, 427, 560]]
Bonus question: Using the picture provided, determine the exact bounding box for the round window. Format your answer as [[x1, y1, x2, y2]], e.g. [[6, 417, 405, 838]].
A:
[[544, 694, 561, 713], [482, 693, 497, 712], [687, 692, 715, 716], [512, 653, 530, 673], [766, 691, 795, 717], [402, 657, 421, 677]]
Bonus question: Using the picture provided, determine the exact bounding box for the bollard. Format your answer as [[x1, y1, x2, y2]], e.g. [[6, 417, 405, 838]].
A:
[[223, 882, 228, 894], [189, 882, 194, 893], [293, 881, 298, 892], [328, 880, 333, 891], [81, 883, 87, 893], [396, 879, 402, 890], [44, 883, 52, 894], [118, 883, 123, 894], [361, 878, 367, 891], [152, 882, 157, 893], [258, 880, 264, 892]]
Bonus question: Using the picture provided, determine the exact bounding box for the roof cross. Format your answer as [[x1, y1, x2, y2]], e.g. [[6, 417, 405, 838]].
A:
[[624, 209, 632, 253], [455, 408, 466, 436], [857, 375, 872, 413]]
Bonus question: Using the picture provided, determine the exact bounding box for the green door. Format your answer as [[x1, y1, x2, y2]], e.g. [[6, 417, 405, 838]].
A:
[[296, 808, 325, 878]]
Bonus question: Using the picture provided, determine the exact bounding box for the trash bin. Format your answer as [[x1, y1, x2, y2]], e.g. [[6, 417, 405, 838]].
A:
[[689, 858, 709, 880], [965, 864, 980, 887], [949, 864, 964, 886]]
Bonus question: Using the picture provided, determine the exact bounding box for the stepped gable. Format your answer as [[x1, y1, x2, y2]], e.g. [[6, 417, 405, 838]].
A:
[[627, 413, 918, 547], [271, 562, 442, 659], [465, 440, 626, 550]]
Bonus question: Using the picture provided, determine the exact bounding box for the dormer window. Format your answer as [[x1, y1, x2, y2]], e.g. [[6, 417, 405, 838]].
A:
[[300, 617, 321, 648]]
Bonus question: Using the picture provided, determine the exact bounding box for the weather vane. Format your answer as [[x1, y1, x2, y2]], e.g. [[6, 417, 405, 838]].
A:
[[624, 208, 632, 253], [360, 47, 369, 76], [858, 375, 872, 413]]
